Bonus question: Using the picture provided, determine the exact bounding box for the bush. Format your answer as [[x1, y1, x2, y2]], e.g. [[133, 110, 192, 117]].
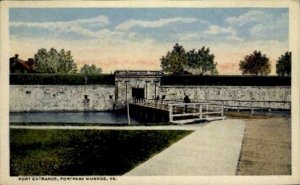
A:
[[10, 74, 115, 85], [161, 75, 291, 86]]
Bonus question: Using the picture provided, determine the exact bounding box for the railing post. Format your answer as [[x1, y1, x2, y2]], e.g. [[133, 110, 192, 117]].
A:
[[206, 103, 209, 118], [127, 101, 131, 125], [169, 104, 173, 123], [199, 104, 202, 119], [221, 103, 224, 117]]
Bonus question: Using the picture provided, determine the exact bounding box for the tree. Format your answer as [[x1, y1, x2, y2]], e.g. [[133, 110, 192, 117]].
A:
[[34, 48, 77, 74], [160, 43, 188, 75], [80, 64, 102, 74], [239, 50, 271, 75], [187, 47, 218, 75], [276, 51, 291, 76]]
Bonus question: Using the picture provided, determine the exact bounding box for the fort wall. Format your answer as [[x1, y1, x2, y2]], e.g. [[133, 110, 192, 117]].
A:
[[9, 71, 291, 112], [10, 85, 115, 112], [160, 86, 291, 109]]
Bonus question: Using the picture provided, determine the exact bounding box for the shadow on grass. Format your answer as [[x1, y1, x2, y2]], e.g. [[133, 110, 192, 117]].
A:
[[10, 129, 192, 176]]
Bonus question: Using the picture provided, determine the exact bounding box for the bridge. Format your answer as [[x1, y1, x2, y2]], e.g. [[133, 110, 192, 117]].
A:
[[128, 100, 225, 124]]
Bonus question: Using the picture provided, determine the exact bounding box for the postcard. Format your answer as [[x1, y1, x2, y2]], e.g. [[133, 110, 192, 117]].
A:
[[0, 1, 299, 185]]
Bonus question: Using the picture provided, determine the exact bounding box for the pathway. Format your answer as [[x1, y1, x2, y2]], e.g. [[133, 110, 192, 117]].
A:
[[125, 119, 245, 175]]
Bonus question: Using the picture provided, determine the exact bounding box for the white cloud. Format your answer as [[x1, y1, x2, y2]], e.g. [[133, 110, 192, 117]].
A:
[[250, 13, 288, 39], [226, 10, 288, 41], [10, 15, 110, 38], [178, 24, 242, 42], [226, 10, 271, 26], [226, 35, 243, 41], [178, 32, 200, 41], [204, 25, 236, 35], [115, 17, 198, 31]]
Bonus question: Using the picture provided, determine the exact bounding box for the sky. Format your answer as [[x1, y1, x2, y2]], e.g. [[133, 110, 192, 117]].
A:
[[9, 8, 289, 74]]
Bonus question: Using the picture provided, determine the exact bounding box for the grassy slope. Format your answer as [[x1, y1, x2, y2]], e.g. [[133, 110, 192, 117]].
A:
[[10, 129, 192, 176]]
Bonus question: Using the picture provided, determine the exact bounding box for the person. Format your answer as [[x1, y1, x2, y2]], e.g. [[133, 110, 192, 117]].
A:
[[156, 95, 160, 103], [184, 94, 190, 112], [184, 94, 190, 103], [161, 95, 166, 103]]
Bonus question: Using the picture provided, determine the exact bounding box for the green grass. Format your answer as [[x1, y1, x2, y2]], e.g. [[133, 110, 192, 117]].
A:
[[10, 129, 192, 176]]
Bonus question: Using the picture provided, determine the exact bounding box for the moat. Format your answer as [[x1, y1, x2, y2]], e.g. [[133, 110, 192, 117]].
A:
[[10, 112, 139, 124]]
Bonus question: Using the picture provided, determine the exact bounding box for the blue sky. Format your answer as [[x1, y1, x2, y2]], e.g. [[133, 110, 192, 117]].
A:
[[9, 8, 289, 74]]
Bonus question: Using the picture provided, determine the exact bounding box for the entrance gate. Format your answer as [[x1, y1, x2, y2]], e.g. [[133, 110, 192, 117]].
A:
[[132, 88, 145, 101]]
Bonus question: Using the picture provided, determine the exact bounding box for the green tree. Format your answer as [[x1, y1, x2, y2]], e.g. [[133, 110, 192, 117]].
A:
[[160, 43, 188, 75], [34, 48, 77, 74], [276, 51, 291, 76], [239, 50, 271, 75], [80, 64, 102, 74], [187, 47, 218, 75]]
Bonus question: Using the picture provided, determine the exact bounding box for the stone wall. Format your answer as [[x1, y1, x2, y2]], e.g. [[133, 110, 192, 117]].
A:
[[160, 86, 291, 109], [9, 85, 291, 112], [9, 71, 291, 112], [10, 85, 115, 112]]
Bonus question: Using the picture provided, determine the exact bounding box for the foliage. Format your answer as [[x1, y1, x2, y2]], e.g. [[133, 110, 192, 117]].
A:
[[276, 51, 291, 76], [34, 48, 77, 74], [10, 74, 115, 85], [161, 43, 218, 75], [160, 43, 188, 75], [187, 47, 218, 75], [161, 75, 291, 86], [239, 50, 271, 75], [10, 129, 192, 176], [80, 64, 102, 75]]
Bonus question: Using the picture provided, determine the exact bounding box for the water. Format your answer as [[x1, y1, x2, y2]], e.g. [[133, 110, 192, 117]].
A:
[[10, 112, 139, 124]]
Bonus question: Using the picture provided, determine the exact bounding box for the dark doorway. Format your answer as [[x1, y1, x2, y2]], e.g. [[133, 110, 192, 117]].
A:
[[132, 88, 145, 100]]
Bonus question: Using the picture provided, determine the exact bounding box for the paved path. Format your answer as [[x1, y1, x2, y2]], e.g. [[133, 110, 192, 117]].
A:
[[125, 119, 246, 176], [237, 117, 291, 175]]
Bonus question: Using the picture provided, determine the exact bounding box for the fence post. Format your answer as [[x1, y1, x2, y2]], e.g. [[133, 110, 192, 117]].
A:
[[221, 103, 224, 117], [206, 103, 209, 118], [169, 104, 173, 123], [127, 101, 131, 125], [199, 104, 202, 119]]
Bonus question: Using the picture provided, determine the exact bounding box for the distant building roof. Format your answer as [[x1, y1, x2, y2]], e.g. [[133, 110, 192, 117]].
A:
[[10, 55, 36, 73]]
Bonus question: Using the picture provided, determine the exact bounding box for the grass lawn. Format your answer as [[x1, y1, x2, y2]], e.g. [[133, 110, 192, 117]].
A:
[[10, 129, 192, 176]]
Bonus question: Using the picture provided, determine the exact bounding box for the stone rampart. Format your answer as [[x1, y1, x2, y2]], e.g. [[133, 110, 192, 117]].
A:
[[160, 86, 291, 109], [10, 85, 115, 112], [9, 71, 291, 112]]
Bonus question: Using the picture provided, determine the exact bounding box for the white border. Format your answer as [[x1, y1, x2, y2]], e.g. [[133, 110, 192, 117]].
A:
[[1, 1, 299, 185]]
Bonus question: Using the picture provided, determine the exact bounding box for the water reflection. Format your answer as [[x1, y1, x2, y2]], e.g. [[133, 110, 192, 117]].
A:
[[10, 112, 139, 124]]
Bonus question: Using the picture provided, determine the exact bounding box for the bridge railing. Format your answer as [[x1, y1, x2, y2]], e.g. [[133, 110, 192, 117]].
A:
[[168, 102, 224, 123], [147, 99, 290, 111], [133, 99, 169, 110], [192, 99, 291, 111]]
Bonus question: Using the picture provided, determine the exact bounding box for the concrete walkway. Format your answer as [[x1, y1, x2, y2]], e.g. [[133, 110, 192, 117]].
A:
[[125, 119, 246, 176]]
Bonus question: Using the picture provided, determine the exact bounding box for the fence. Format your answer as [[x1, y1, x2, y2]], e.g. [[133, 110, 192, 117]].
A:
[[168, 102, 225, 124]]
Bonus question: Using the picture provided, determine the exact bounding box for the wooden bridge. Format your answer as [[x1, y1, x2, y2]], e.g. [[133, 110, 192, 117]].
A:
[[128, 100, 225, 124]]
